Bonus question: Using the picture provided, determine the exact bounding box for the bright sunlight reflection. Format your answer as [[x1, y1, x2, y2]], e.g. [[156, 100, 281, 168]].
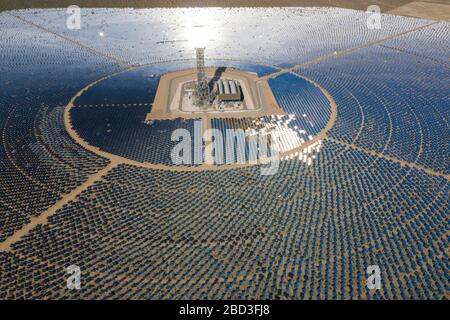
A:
[[182, 8, 221, 48]]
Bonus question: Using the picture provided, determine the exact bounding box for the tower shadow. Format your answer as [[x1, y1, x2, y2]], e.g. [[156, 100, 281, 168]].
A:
[[209, 67, 227, 90]]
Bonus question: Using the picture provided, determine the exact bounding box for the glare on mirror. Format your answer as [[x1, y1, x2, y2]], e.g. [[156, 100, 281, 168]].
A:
[[182, 8, 221, 48]]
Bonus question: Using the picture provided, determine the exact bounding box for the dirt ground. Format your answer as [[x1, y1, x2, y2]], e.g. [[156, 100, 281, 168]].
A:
[[388, 1, 450, 20]]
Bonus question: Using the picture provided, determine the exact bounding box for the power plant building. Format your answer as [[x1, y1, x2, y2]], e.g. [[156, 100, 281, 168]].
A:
[[216, 79, 242, 102]]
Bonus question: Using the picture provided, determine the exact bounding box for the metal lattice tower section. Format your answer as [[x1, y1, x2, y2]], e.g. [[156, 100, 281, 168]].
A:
[[195, 47, 210, 106]]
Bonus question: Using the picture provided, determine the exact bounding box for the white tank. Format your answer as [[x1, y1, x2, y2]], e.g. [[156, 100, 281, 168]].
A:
[[223, 80, 231, 94], [217, 80, 224, 94], [229, 80, 237, 94]]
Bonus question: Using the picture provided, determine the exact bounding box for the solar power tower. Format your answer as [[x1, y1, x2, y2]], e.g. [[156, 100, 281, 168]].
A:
[[194, 47, 210, 106]]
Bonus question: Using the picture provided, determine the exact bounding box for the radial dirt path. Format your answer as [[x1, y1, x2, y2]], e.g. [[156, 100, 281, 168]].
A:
[[0, 162, 118, 252], [327, 137, 449, 179]]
